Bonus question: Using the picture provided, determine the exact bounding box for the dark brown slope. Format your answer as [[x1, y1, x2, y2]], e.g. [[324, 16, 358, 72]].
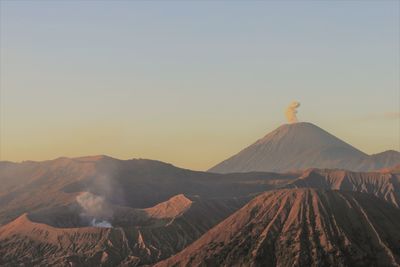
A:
[[0, 194, 246, 266], [157, 189, 400, 267], [209, 122, 400, 173]]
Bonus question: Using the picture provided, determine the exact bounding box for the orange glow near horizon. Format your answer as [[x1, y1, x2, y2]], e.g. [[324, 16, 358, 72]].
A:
[[1, 1, 399, 170]]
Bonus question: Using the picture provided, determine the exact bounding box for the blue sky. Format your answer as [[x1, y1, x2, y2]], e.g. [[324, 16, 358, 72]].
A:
[[1, 1, 399, 169]]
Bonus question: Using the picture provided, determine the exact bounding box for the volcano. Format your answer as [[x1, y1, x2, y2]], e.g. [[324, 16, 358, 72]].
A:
[[209, 122, 400, 173]]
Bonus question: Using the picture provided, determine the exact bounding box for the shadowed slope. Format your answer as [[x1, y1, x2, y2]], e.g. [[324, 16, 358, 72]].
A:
[[157, 189, 400, 267]]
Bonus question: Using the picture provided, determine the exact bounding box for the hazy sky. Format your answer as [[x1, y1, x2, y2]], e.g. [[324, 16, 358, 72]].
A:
[[1, 1, 399, 170]]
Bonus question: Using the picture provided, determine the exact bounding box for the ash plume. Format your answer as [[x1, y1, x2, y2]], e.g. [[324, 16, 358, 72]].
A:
[[285, 101, 300, 123]]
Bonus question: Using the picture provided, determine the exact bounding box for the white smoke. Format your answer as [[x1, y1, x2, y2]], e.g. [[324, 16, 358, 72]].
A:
[[76, 192, 113, 227], [76, 192, 105, 217], [90, 218, 112, 228], [285, 101, 301, 123]]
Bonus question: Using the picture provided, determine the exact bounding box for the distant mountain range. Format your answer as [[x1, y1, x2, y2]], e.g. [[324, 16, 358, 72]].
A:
[[209, 122, 400, 173], [1, 156, 400, 266], [1, 124, 399, 266]]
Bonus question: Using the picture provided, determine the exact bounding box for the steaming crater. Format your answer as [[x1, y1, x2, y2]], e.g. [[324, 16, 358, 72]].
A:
[[26, 205, 115, 228], [27, 193, 196, 229], [25, 191, 116, 228]]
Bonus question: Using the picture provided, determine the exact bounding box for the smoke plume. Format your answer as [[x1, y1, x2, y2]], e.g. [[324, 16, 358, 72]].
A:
[[76, 192, 113, 228], [285, 101, 301, 123], [90, 218, 112, 228]]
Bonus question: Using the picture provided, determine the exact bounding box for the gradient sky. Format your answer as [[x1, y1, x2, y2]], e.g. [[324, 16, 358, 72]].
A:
[[1, 1, 399, 170]]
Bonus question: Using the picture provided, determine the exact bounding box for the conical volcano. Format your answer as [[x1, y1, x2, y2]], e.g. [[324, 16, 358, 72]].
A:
[[209, 122, 400, 173]]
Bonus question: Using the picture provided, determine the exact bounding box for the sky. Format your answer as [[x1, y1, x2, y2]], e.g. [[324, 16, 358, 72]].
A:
[[0, 1, 399, 170]]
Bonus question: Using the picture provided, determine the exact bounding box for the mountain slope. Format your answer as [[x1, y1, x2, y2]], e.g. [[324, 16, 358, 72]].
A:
[[286, 169, 400, 207], [209, 122, 400, 173], [361, 150, 400, 171], [157, 189, 400, 267]]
